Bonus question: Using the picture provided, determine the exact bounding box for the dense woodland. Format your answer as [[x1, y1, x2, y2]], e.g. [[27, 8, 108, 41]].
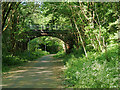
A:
[[2, 2, 119, 88]]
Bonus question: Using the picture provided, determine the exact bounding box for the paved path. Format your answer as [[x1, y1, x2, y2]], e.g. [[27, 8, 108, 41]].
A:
[[2, 54, 64, 88]]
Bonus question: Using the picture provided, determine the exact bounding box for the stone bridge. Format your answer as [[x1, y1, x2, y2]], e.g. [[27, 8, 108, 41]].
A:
[[23, 24, 76, 53]]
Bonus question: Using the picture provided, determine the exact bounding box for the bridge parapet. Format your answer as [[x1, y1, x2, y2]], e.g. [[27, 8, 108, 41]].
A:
[[29, 24, 72, 31]]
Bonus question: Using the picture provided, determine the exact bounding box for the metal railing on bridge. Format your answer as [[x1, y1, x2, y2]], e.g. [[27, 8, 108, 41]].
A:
[[29, 24, 72, 31]]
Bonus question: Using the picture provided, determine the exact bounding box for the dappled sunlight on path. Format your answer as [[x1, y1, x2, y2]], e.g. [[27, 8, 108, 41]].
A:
[[2, 54, 64, 88]]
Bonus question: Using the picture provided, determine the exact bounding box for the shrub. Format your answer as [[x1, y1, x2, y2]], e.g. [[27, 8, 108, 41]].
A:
[[63, 44, 118, 88]]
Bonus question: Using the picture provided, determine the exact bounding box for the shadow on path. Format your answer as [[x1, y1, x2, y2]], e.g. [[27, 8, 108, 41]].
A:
[[2, 54, 64, 88]]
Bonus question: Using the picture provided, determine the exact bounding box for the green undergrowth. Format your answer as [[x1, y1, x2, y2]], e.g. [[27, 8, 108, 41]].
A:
[[54, 50, 66, 58], [55, 44, 119, 88], [2, 50, 49, 72]]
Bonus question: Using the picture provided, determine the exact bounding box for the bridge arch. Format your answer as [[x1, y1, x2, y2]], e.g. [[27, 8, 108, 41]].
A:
[[23, 29, 75, 53]]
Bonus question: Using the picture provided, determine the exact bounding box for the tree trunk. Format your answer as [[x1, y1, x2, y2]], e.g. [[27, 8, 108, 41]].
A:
[[69, 5, 87, 57]]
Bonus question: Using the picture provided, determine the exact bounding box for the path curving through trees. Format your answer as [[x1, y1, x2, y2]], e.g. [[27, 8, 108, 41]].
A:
[[2, 54, 64, 88]]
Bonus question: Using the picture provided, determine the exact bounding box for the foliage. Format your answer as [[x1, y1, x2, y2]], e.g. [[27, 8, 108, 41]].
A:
[[2, 2, 119, 88], [62, 44, 118, 88], [2, 2, 119, 55], [54, 50, 66, 58], [42, 2, 119, 56]]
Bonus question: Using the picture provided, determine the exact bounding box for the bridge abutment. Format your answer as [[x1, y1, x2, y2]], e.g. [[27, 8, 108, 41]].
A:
[[65, 41, 74, 54]]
